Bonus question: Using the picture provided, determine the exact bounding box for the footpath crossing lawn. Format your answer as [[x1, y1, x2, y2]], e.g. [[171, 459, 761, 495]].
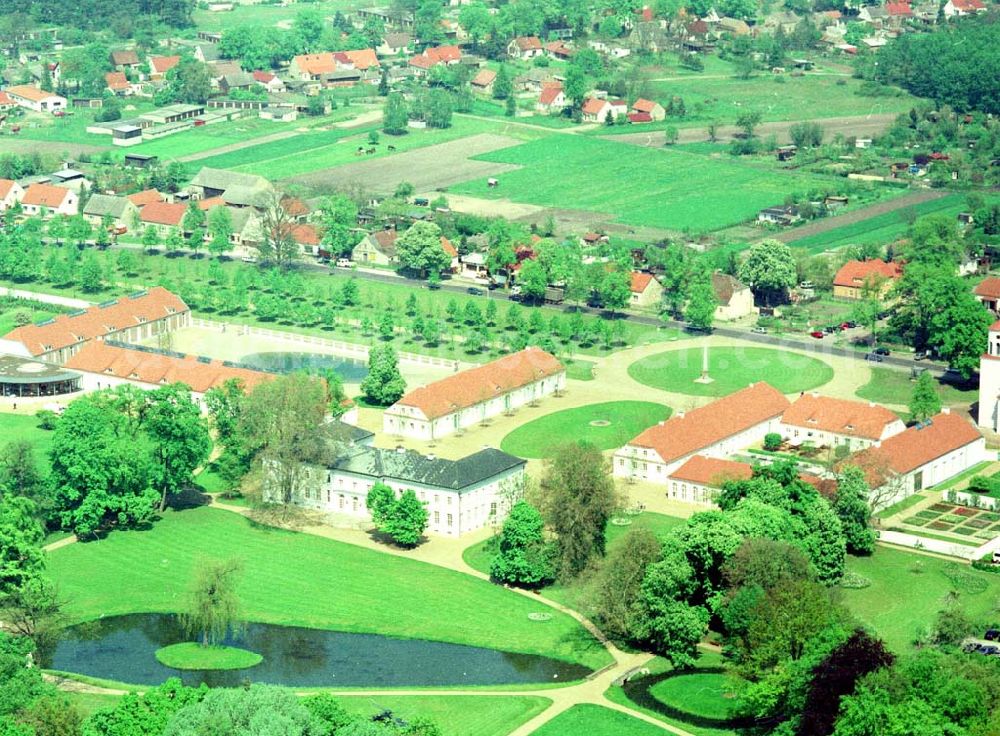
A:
[[500, 401, 672, 459], [46, 507, 611, 671], [450, 135, 833, 232], [530, 704, 668, 735]]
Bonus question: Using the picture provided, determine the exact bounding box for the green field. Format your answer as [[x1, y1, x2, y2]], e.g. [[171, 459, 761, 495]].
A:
[[840, 545, 1000, 653], [339, 695, 550, 736], [499, 401, 672, 459], [530, 704, 666, 736], [855, 367, 976, 408], [786, 194, 968, 253], [450, 135, 834, 232], [47, 507, 610, 671], [649, 673, 734, 721], [192, 0, 356, 31], [627, 347, 834, 396], [0, 304, 60, 337], [0, 412, 56, 469], [127, 117, 324, 160]]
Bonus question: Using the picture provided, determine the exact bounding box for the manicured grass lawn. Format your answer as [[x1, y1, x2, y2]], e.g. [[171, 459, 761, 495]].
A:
[[874, 493, 926, 519], [841, 545, 1000, 653], [646, 75, 917, 125], [0, 411, 57, 469], [154, 643, 263, 671], [450, 135, 836, 232], [855, 367, 977, 408], [786, 194, 968, 253], [628, 347, 834, 396], [340, 695, 551, 736], [564, 359, 596, 381], [61, 692, 122, 717], [0, 305, 60, 337], [649, 673, 734, 720], [530, 704, 666, 735], [500, 401, 672, 459], [46, 507, 610, 670]]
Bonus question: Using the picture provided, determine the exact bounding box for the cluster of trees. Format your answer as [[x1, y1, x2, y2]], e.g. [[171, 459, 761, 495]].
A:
[[0, 0, 192, 37], [360, 345, 406, 407], [382, 90, 453, 134], [366, 483, 429, 547]]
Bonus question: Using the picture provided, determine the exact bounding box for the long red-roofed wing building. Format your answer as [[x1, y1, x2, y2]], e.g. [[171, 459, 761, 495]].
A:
[[383, 347, 565, 440], [779, 392, 906, 449]]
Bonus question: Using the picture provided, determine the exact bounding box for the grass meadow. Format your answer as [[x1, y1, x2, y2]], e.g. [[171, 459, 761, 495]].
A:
[[0, 412, 57, 470], [339, 694, 552, 736], [855, 367, 976, 408], [450, 135, 834, 232], [499, 401, 672, 459], [46, 507, 611, 670], [530, 704, 668, 735]]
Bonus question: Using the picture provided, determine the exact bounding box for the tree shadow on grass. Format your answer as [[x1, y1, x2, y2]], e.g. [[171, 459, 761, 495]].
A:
[[169, 486, 212, 511]]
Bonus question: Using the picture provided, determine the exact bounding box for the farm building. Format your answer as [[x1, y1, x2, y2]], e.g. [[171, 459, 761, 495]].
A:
[[139, 201, 187, 236], [613, 382, 790, 482], [352, 229, 398, 266], [631, 98, 665, 121], [148, 55, 180, 79], [832, 259, 902, 300], [188, 167, 271, 203], [470, 69, 496, 94], [536, 84, 565, 113], [82, 194, 139, 230], [757, 205, 801, 226], [384, 347, 565, 441], [779, 393, 906, 451], [0, 287, 189, 364], [508, 36, 543, 60], [0, 179, 24, 211], [4, 85, 66, 112]]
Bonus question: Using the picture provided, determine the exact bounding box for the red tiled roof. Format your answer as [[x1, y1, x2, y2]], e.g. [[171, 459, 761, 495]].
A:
[[0, 92, 13, 106], [425, 45, 461, 63], [6, 85, 59, 103], [669, 455, 753, 486], [140, 201, 187, 227], [2, 287, 188, 356], [22, 183, 72, 208], [196, 196, 226, 211], [105, 72, 130, 91], [582, 97, 608, 115], [952, 0, 985, 8], [538, 84, 564, 106], [292, 223, 320, 246], [441, 236, 457, 258], [343, 48, 379, 70], [149, 55, 180, 74], [293, 53, 337, 75], [127, 189, 164, 207], [471, 69, 497, 87], [514, 36, 543, 51], [628, 112, 652, 123], [783, 393, 902, 441], [393, 347, 563, 420], [627, 383, 791, 464], [886, 2, 913, 15], [974, 277, 1000, 300], [0, 179, 18, 199], [630, 271, 655, 293], [65, 341, 272, 394], [632, 98, 659, 113], [408, 54, 437, 70], [833, 259, 902, 288], [252, 70, 276, 83], [850, 411, 982, 478]]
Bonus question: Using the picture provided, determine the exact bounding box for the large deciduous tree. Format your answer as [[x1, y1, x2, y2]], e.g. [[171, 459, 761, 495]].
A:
[[908, 370, 941, 422], [489, 501, 553, 588], [396, 221, 451, 278], [360, 345, 406, 406], [738, 239, 797, 306], [182, 558, 244, 647]]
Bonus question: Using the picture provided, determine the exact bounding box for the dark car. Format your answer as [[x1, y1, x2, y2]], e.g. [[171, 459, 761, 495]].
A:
[[872, 346, 890, 356], [985, 629, 1000, 641], [467, 287, 484, 296], [844, 320, 857, 328], [866, 352, 884, 363], [810, 331, 825, 339], [824, 325, 837, 334]]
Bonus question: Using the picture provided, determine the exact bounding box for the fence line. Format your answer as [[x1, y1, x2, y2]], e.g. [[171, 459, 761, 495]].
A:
[[190, 318, 459, 370]]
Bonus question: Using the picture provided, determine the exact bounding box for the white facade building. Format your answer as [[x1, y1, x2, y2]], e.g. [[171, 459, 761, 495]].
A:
[[384, 347, 565, 441], [779, 393, 906, 452], [978, 320, 1000, 431]]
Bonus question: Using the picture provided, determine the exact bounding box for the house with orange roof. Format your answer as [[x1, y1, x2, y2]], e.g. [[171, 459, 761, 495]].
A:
[[631, 98, 665, 121], [342, 48, 380, 71], [0, 179, 24, 211], [974, 277, 1000, 313], [614, 382, 790, 482], [846, 410, 985, 507], [64, 341, 273, 404], [470, 68, 497, 95], [536, 83, 566, 113], [0, 287, 190, 364], [20, 183, 77, 217], [544, 41, 574, 60], [252, 70, 285, 93], [629, 271, 663, 308], [139, 201, 188, 236], [832, 259, 902, 300], [127, 189, 165, 208], [4, 84, 66, 113], [289, 52, 337, 80], [407, 45, 461, 74], [105, 71, 134, 96], [384, 347, 565, 440], [944, 0, 985, 15], [148, 55, 180, 79], [507, 36, 543, 60], [667, 455, 753, 504], [780, 392, 906, 451], [0, 92, 15, 111]]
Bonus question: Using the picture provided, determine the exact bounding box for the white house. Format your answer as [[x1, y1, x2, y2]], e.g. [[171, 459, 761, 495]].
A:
[[630, 271, 663, 308], [666, 455, 753, 505], [279, 444, 527, 537], [943, 0, 986, 16], [4, 85, 66, 112], [20, 183, 77, 217], [384, 347, 565, 441], [508, 36, 544, 60], [613, 382, 790, 482], [848, 410, 986, 509], [780, 393, 906, 452], [0, 179, 24, 210], [711, 273, 755, 321]]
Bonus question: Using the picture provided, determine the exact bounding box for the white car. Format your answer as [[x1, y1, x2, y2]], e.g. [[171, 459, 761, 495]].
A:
[[336, 258, 353, 269]]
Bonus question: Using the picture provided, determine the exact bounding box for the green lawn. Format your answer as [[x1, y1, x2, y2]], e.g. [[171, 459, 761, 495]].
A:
[[61, 692, 122, 717], [499, 401, 672, 459], [648, 673, 734, 721], [855, 367, 977, 408], [530, 704, 666, 736], [627, 347, 834, 396], [786, 194, 969, 253], [0, 412, 57, 470], [0, 305, 60, 337], [339, 695, 551, 736], [154, 642, 262, 671], [874, 493, 926, 519], [192, 0, 356, 31], [126, 116, 322, 161], [46, 507, 611, 671], [841, 545, 1000, 653], [450, 135, 836, 232]]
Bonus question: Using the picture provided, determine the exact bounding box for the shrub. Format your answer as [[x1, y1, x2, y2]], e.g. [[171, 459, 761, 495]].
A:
[[763, 432, 782, 451], [971, 554, 1000, 574], [35, 409, 59, 430], [839, 571, 872, 589]]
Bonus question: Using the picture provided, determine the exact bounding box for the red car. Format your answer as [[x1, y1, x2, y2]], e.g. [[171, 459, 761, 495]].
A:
[[810, 331, 825, 339]]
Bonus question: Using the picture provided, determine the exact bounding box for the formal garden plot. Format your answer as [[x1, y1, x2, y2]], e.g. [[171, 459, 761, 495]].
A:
[[897, 502, 1000, 543], [627, 347, 833, 396], [499, 401, 672, 459]]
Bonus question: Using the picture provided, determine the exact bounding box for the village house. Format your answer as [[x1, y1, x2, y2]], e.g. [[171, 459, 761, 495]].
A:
[[581, 97, 612, 122], [974, 277, 1000, 313], [848, 410, 986, 509], [0, 179, 24, 211], [4, 84, 66, 113], [544, 41, 574, 60], [188, 167, 272, 204], [944, 0, 986, 15], [105, 72, 134, 96], [219, 72, 255, 94], [536, 83, 566, 113], [508, 36, 543, 60], [252, 70, 284, 93], [0, 92, 15, 112], [20, 183, 77, 217], [631, 98, 665, 121], [832, 259, 903, 300], [127, 189, 165, 208], [613, 382, 790, 482], [64, 341, 272, 405], [193, 44, 221, 63], [666, 455, 753, 504], [148, 55, 180, 80], [352, 229, 398, 266], [285, 441, 527, 537], [470, 69, 497, 95], [139, 201, 187, 236], [630, 271, 663, 308], [711, 273, 755, 321], [780, 393, 906, 452], [0, 287, 190, 364], [109, 49, 141, 71], [384, 347, 565, 441], [757, 205, 801, 226], [377, 32, 412, 57], [82, 194, 139, 230], [407, 45, 462, 75]]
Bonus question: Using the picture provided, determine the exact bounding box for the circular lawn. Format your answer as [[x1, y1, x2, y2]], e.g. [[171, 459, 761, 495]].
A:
[[628, 346, 833, 397], [648, 672, 735, 721], [155, 642, 263, 671], [500, 401, 672, 459]]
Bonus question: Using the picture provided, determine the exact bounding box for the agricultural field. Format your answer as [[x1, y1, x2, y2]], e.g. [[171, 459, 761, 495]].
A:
[[46, 506, 611, 671], [449, 135, 838, 232], [499, 401, 672, 459], [530, 704, 668, 735]]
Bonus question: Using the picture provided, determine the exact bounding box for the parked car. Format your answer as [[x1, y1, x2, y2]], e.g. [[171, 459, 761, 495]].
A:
[[872, 346, 890, 356], [810, 331, 825, 339], [467, 287, 484, 296], [844, 320, 857, 328], [823, 325, 837, 334], [799, 280, 815, 289], [752, 326, 767, 334], [866, 353, 884, 363], [335, 258, 352, 268]]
